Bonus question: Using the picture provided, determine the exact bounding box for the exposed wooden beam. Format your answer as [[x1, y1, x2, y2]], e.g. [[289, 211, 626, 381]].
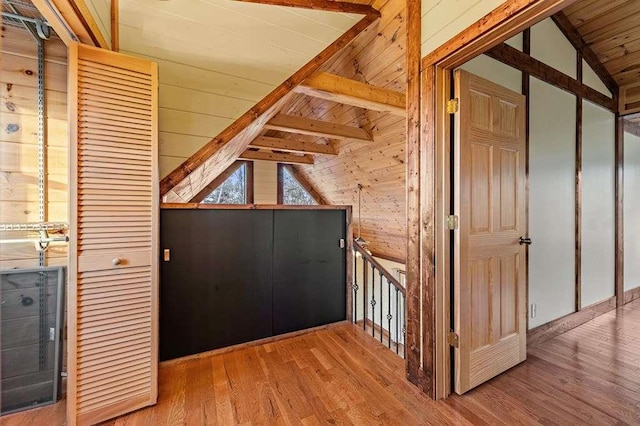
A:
[[264, 114, 373, 142], [523, 27, 531, 331], [111, 0, 119, 51], [189, 161, 245, 203], [421, 0, 573, 69], [31, 0, 109, 48], [240, 150, 314, 165], [282, 164, 328, 205], [575, 53, 583, 313], [160, 6, 380, 201], [486, 43, 615, 111], [246, 161, 254, 204], [249, 136, 337, 156], [407, 0, 433, 399], [551, 11, 618, 95], [616, 112, 624, 308], [295, 72, 406, 116], [236, 0, 378, 15]]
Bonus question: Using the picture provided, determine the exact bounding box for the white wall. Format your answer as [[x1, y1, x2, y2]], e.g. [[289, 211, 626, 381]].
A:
[[118, 0, 359, 177], [454, 18, 620, 327], [253, 161, 278, 204], [531, 18, 576, 78], [458, 55, 521, 93], [528, 77, 576, 328], [581, 100, 615, 307], [421, 0, 505, 57], [583, 59, 612, 97], [625, 131, 640, 291]]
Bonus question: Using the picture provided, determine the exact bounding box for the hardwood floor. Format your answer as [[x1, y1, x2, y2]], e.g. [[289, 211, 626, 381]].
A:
[[3, 299, 640, 425]]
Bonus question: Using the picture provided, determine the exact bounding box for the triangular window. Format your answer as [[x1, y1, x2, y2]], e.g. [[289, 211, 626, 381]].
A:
[[279, 165, 318, 205], [202, 162, 249, 204]]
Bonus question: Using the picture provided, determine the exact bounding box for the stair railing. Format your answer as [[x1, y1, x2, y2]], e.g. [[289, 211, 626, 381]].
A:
[[352, 240, 406, 357]]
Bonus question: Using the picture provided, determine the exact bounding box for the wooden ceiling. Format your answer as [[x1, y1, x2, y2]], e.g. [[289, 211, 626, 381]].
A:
[[563, 0, 640, 113], [266, 0, 407, 261], [564, 0, 640, 87], [161, 0, 407, 261]]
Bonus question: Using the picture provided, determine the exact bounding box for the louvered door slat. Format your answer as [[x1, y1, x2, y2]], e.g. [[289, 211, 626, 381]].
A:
[[69, 43, 158, 426]]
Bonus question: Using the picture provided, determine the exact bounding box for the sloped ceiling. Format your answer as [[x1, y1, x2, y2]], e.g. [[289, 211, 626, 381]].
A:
[[564, 0, 640, 87], [117, 0, 361, 177], [265, 0, 407, 262]]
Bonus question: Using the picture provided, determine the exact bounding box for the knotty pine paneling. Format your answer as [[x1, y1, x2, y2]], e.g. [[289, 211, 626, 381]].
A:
[[0, 26, 69, 268], [266, 0, 407, 261], [564, 0, 640, 87]]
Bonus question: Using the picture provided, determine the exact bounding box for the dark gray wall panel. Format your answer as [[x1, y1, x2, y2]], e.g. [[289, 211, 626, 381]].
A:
[[160, 210, 274, 361], [272, 210, 346, 334]]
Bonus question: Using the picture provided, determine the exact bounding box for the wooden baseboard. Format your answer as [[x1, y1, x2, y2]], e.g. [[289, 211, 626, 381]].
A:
[[159, 321, 349, 368], [527, 296, 616, 346], [355, 318, 394, 341], [624, 286, 640, 304]]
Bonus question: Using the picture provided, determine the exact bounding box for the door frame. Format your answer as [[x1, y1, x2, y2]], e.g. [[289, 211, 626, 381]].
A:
[[410, 0, 578, 399]]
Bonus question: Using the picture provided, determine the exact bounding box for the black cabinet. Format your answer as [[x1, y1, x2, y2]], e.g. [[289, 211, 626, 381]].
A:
[[160, 208, 347, 361]]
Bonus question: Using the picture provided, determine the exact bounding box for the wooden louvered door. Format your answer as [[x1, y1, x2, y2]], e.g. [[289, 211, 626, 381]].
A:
[[67, 43, 158, 426]]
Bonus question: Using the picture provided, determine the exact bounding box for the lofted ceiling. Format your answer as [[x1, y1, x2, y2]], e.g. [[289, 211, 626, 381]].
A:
[[159, 0, 407, 261], [257, 0, 407, 261], [118, 0, 361, 176]]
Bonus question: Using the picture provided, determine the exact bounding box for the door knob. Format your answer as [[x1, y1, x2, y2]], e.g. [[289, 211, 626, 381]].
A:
[[112, 257, 122, 265], [519, 237, 532, 245]]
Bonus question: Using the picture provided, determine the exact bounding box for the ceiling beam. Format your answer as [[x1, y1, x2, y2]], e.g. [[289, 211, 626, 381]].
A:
[[240, 150, 315, 165], [160, 5, 380, 201], [236, 0, 378, 14], [282, 164, 328, 205], [249, 135, 337, 155], [294, 72, 406, 116], [189, 160, 245, 203], [31, 0, 110, 48], [264, 114, 373, 142], [551, 11, 618, 95], [486, 43, 616, 112]]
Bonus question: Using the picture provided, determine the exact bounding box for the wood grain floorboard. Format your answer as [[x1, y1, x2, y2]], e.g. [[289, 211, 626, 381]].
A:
[[3, 299, 640, 425]]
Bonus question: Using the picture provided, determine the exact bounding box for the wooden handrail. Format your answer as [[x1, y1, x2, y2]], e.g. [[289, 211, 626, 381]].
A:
[[354, 240, 405, 295]]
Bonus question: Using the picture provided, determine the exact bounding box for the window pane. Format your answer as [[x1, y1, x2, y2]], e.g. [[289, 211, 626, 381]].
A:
[[202, 164, 246, 204], [282, 167, 317, 205]]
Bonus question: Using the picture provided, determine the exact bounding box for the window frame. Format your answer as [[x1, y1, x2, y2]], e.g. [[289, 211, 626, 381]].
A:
[[277, 163, 321, 205], [201, 160, 254, 205]]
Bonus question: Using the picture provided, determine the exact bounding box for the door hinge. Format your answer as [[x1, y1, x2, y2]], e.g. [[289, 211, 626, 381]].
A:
[[446, 98, 459, 114], [448, 331, 459, 348], [446, 215, 459, 230]]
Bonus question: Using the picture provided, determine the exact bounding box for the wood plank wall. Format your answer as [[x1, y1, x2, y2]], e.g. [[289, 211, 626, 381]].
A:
[[83, 0, 112, 48], [116, 0, 361, 178], [272, 0, 407, 261], [0, 26, 69, 269]]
